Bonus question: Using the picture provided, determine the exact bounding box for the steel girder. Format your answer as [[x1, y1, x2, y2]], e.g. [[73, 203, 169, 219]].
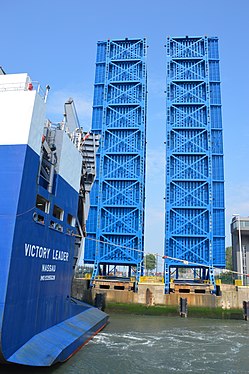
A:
[[164, 36, 225, 293], [84, 38, 147, 288]]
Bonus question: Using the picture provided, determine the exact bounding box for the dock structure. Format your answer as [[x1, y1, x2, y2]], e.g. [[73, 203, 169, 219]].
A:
[[164, 36, 225, 293], [84, 38, 147, 290]]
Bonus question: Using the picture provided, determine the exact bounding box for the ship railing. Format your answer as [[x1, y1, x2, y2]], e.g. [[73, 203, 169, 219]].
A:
[[47, 121, 85, 149], [0, 80, 49, 102], [48, 121, 68, 132], [44, 120, 86, 155], [31, 81, 46, 100]]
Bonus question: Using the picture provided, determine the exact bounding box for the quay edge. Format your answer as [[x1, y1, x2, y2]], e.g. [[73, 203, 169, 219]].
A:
[[72, 278, 249, 317]]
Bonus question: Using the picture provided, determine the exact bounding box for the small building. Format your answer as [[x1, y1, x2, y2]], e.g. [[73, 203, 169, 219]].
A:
[[231, 216, 249, 286]]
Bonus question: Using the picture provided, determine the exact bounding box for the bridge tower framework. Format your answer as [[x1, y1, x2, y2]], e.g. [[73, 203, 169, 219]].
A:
[[84, 38, 147, 290], [164, 36, 225, 293]]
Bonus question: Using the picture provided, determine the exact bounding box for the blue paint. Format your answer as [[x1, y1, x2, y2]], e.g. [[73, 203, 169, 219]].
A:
[[85, 38, 147, 286], [0, 144, 108, 366], [164, 36, 225, 293]]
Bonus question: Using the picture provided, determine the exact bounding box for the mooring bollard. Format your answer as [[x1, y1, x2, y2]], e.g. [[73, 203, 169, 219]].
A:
[[243, 301, 249, 321], [179, 297, 188, 318]]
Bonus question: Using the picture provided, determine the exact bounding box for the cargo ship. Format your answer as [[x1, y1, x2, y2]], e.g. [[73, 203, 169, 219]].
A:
[[0, 69, 108, 366]]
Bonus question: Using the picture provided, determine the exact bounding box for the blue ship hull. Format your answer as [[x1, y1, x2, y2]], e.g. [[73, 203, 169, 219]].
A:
[[0, 143, 108, 366]]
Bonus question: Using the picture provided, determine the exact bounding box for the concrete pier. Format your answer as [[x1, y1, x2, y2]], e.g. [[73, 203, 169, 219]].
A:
[[72, 278, 249, 311]]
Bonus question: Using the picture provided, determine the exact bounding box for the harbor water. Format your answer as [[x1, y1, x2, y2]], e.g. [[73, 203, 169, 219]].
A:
[[6, 314, 249, 374]]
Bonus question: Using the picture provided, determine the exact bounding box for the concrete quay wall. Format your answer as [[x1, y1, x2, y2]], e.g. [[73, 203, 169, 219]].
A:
[[72, 278, 249, 310]]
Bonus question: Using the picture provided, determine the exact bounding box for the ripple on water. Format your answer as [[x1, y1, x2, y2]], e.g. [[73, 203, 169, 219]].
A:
[[85, 316, 249, 374]]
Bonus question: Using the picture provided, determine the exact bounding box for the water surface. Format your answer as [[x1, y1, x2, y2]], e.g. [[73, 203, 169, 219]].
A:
[[5, 314, 249, 373]]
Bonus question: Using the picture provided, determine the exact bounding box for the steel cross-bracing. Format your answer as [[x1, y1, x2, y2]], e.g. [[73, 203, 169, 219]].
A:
[[84, 38, 147, 290], [164, 36, 225, 294]]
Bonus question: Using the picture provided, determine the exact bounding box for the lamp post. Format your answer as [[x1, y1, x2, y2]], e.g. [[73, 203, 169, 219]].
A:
[[232, 214, 243, 285]]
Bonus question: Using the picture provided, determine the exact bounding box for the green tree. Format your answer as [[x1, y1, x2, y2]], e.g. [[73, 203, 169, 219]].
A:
[[226, 246, 232, 270], [215, 247, 234, 285], [144, 254, 156, 274]]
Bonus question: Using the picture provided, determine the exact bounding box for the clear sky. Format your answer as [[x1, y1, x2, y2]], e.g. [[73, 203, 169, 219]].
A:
[[1, 0, 249, 260]]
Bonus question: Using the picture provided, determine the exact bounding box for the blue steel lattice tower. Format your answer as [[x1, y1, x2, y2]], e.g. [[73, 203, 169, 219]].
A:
[[84, 38, 147, 288], [164, 36, 225, 293]]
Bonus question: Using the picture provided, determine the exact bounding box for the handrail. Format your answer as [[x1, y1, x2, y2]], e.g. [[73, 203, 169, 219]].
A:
[[0, 80, 48, 101]]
